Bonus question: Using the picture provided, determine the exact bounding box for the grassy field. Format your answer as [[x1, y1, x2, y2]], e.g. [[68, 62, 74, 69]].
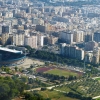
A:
[[95, 77, 100, 81], [96, 98, 100, 100], [44, 68, 78, 77], [38, 90, 79, 100]]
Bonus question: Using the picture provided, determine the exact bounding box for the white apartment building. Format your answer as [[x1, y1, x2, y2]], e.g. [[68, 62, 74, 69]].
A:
[[85, 52, 93, 63], [13, 33, 24, 46], [60, 43, 85, 60], [59, 31, 73, 44], [5, 12, 13, 18], [76, 48, 84, 60], [37, 34, 44, 47], [32, 18, 44, 25], [73, 31, 84, 42], [1, 33, 9, 45], [60, 43, 66, 55], [24, 35, 37, 48]]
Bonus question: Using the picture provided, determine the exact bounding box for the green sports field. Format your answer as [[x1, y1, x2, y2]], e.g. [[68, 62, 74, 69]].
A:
[[44, 68, 78, 77], [95, 77, 100, 81]]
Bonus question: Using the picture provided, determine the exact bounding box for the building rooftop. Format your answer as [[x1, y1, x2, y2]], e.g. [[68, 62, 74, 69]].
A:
[[0, 47, 22, 53]]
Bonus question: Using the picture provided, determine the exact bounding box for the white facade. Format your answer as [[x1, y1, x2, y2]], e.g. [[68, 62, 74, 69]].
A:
[[76, 48, 84, 60], [32, 18, 44, 25], [85, 52, 93, 63], [73, 31, 84, 42], [60, 43, 85, 60], [1, 33, 9, 45], [5, 12, 13, 18], [60, 43, 66, 55], [24, 36, 37, 48], [13, 33, 24, 46], [37, 34, 44, 47]]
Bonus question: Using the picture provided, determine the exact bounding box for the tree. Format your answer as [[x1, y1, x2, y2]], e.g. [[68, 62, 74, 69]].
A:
[[0, 83, 10, 99], [68, 75, 74, 81], [19, 67, 23, 72], [5, 67, 10, 73], [15, 66, 18, 72], [28, 78, 34, 84], [41, 87, 46, 91], [1, 66, 4, 71], [21, 76, 28, 83], [30, 64, 34, 68], [23, 92, 44, 100]]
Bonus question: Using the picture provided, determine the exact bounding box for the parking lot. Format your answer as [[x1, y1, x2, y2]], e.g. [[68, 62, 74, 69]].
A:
[[12, 57, 45, 68]]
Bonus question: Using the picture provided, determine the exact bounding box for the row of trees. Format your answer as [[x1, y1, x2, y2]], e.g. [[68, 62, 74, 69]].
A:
[[65, 92, 92, 100], [38, 72, 65, 80], [1, 66, 20, 74], [26, 46, 85, 67], [37, 72, 77, 82]]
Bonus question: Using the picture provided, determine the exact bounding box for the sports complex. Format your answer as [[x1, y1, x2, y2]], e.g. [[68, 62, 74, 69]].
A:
[[0, 47, 26, 66]]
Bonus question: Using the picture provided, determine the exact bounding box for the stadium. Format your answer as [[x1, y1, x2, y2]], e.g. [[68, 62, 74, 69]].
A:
[[0, 47, 26, 66]]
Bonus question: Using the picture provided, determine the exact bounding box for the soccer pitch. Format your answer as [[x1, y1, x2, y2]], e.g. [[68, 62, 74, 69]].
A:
[[44, 68, 78, 77]]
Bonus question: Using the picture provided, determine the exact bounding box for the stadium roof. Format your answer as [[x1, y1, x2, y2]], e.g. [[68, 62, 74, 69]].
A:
[[0, 47, 22, 53]]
